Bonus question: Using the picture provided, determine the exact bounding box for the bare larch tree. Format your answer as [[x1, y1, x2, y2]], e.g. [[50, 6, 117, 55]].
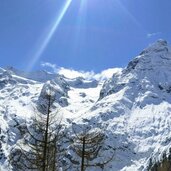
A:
[[10, 90, 66, 171], [70, 124, 114, 171]]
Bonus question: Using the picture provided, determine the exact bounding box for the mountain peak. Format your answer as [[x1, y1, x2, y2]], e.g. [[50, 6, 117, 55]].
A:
[[140, 39, 169, 55], [125, 39, 171, 73], [153, 39, 167, 46]]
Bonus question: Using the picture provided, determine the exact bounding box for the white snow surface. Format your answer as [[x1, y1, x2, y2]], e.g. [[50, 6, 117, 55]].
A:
[[0, 39, 171, 170]]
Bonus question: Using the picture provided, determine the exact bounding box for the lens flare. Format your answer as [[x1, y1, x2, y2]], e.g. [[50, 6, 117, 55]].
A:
[[27, 0, 72, 71]]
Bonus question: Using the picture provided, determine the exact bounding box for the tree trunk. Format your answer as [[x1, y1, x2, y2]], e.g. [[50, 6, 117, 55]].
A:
[[42, 95, 51, 171], [81, 137, 86, 171]]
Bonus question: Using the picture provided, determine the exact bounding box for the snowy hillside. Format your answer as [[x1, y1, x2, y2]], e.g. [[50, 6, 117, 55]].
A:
[[1, 39, 171, 170]]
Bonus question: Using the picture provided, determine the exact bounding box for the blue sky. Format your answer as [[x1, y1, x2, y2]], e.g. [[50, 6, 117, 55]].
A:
[[0, 0, 171, 73]]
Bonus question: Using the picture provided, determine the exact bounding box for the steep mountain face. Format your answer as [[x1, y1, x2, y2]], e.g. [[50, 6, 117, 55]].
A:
[[0, 39, 171, 170], [100, 40, 171, 100], [86, 40, 171, 170]]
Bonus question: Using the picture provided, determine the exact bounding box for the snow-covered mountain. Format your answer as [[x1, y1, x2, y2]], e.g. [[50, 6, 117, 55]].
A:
[[1, 39, 171, 170]]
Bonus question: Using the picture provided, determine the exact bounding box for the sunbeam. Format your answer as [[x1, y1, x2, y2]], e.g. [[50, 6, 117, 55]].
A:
[[71, 0, 87, 54], [27, 0, 72, 71], [115, 0, 146, 33]]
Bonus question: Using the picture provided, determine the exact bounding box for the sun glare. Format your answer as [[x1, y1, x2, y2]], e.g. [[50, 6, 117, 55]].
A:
[[26, 0, 143, 72], [115, 0, 144, 31], [27, 0, 72, 71]]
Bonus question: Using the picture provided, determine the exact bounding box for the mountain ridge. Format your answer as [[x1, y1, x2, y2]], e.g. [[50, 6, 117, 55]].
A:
[[0, 39, 171, 171]]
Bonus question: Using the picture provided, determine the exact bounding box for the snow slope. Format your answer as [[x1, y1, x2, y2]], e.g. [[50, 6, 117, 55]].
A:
[[0, 39, 171, 170]]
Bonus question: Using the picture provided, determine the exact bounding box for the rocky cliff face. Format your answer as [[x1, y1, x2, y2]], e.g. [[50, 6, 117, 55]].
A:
[[1, 40, 171, 171]]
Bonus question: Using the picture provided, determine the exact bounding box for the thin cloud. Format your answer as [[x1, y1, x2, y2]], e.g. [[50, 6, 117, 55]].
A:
[[93, 68, 122, 80], [41, 62, 58, 72], [58, 67, 95, 80], [147, 32, 161, 38], [41, 62, 122, 81], [41, 62, 95, 79]]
